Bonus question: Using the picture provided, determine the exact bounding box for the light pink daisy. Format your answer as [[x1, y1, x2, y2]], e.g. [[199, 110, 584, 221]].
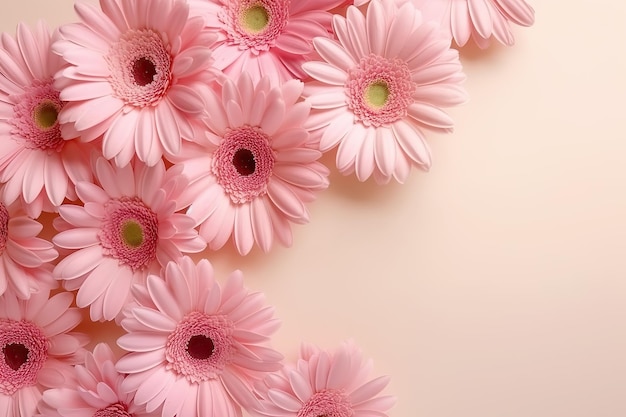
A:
[[0, 21, 93, 217], [37, 343, 158, 417], [0, 289, 88, 417], [188, 0, 347, 84], [116, 256, 283, 417], [53, 0, 220, 167], [52, 157, 206, 322], [0, 200, 57, 299], [412, 0, 535, 48], [173, 73, 329, 255], [302, 0, 468, 183], [253, 341, 395, 417]]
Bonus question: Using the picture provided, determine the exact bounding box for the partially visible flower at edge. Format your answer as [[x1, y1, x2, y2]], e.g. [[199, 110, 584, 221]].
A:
[[0, 21, 93, 217], [0, 198, 57, 299], [0, 289, 88, 417], [37, 342, 158, 417], [252, 340, 395, 417], [412, 0, 535, 48], [188, 0, 347, 84]]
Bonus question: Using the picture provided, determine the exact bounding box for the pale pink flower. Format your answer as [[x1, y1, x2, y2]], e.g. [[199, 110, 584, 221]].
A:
[[52, 157, 206, 322], [302, 0, 468, 183], [53, 0, 220, 167], [188, 0, 346, 84], [412, 0, 535, 48], [0, 289, 88, 417], [0, 21, 93, 217], [116, 256, 283, 417], [172, 73, 329, 255], [0, 200, 57, 299], [37, 343, 158, 417], [253, 341, 395, 417]]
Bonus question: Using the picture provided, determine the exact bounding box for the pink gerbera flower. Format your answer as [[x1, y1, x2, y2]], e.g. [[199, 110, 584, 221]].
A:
[[0, 289, 88, 417], [173, 73, 328, 255], [37, 343, 157, 417], [412, 0, 535, 48], [253, 341, 395, 417], [302, 0, 468, 183], [0, 200, 57, 299], [0, 21, 93, 217], [53, 0, 219, 167], [188, 0, 346, 84], [116, 256, 283, 417], [52, 157, 206, 322]]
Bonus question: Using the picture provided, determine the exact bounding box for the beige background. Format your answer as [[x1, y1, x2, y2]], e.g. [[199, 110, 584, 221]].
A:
[[3, 1, 626, 416]]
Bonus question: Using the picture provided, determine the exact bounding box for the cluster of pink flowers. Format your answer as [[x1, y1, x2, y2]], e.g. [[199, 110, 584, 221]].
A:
[[0, 0, 534, 416]]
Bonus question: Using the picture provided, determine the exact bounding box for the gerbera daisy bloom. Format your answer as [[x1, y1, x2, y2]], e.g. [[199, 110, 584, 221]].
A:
[[173, 73, 329, 255], [52, 157, 206, 322], [37, 343, 157, 417], [302, 0, 468, 183], [0, 200, 57, 299], [0, 289, 88, 417], [0, 21, 93, 218], [53, 0, 220, 167], [116, 256, 283, 417], [188, 0, 347, 84], [412, 0, 535, 48], [253, 341, 395, 417]]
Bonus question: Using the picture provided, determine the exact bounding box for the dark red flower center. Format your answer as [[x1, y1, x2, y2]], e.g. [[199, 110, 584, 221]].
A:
[[186, 335, 215, 360], [233, 148, 256, 176], [132, 57, 157, 86], [2, 343, 28, 371]]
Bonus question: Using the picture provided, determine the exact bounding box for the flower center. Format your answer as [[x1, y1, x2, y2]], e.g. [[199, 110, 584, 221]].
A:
[[99, 197, 159, 270], [0, 203, 8, 255], [121, 221, 144, 247], [187, 335, 215, 360], [0, 319, 48, 396], [107, 29, 172, 107], [297, 389, 353, 417], [132, 57, 158, 86], [233, 148, 256, 176], [365, 81, 390, 109], [166, 311, 234, 383], [34, 100, 59, 129], [241, 5, 270, 33], [346, 54, 415, 127], [3, 343, 29, 371], [93, 402, 132, 417], [212, 126, 275, 204], [219, 0, 289, 52], [10, 79, 65, 151]]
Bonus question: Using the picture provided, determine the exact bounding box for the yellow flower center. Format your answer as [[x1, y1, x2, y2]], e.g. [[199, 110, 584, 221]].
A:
[[365, 81, 390, 109], [241, 5, 269, 33], [33, 100, 58, 129], [122, 221, 144, 247]]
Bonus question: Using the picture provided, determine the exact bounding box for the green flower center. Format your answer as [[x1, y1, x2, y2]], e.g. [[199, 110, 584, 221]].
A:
[[365, 81, 390, 109], [122, 221, 144, 247], [33, 100, 58, 129], [241, 5, 269, 33]]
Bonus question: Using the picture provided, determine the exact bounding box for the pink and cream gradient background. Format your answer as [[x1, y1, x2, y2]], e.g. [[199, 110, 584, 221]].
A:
[[3, 1, 626, 416]]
